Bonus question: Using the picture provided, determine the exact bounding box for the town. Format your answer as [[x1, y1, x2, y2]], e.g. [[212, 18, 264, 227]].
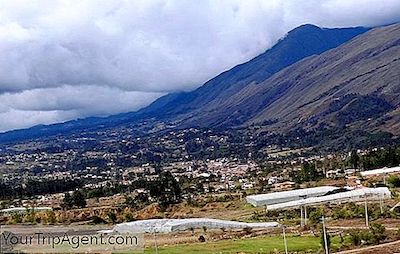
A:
[[2, 126, 400, 253]]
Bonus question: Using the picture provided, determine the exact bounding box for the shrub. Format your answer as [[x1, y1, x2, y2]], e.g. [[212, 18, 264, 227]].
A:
[[243, 227, 253, 234], [91, 216, 106, 224], [369, 223, 386, 244], [107, 211, 117, 224], [198, 235, 206, 242]]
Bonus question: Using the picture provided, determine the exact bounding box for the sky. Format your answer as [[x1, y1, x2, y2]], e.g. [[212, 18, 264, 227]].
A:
[[0, 0, 400, 132]]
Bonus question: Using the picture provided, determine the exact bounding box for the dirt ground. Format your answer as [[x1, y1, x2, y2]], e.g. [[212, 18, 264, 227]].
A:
[[335, 240, 400, 254]]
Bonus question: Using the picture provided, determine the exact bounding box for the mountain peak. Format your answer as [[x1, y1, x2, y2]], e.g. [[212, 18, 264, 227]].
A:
[[290, 23, 321, 32], [0, 24, 373, 143]]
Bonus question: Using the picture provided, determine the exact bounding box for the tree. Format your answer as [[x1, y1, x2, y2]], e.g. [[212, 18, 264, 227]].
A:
[[149, 171, 182, 209], [72, 191, 87, 208], [349, 150, 360, 169], [62, 192, 73, 210], [293, 162, 323, 183]]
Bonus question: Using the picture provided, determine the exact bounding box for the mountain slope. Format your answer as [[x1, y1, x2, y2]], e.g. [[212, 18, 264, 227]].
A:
[[181, 23, 400, 134], [0, 24, 369, 143], [140, 24, 369, 117]]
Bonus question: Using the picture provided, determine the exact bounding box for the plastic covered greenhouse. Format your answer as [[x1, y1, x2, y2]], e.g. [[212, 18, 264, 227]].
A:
[[112, 218, 280, 233], [267, 187, 391, 210], [361, 166, 400, 177], [0, 206, 52, 214], [246, 186, 339, 207]]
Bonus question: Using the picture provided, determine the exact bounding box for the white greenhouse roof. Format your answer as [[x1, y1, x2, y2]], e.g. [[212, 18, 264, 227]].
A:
[[113, 218, 279, 233], [246, 186, 339, 207], [267, 187, 391, 210], [361, 166, 400, 177], [0, 207, 52, 214]]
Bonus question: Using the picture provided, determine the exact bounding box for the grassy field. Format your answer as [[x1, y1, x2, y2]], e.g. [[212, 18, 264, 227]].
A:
[[144, 234, 342, 254]]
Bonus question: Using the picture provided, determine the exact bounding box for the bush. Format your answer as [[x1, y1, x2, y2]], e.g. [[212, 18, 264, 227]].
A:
[[369, 223, 386, 244], [349, 224, 386, 246], [46, 211, 57, 224], [387, 175, 400, 187], [198, 235, 206, 242], [107, 211, 117, 224], [90, 216, 106, 224], [243, 227, 253, 234], [124, 212, 135, 222], [308, 208, 323, 225], [11, 213, 23, 224], [349, 230, 362, 246]]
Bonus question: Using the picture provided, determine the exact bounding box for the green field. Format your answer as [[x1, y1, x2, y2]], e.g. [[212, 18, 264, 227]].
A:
[[144, 234, 342, 254]]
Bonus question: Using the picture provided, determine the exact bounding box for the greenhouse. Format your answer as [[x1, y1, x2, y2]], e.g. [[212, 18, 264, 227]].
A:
[[246, 186, 339, 207], [0, 206, 52, 214], [112, 218, 280, 233], [360, 166, 400, 177], [267, 187, 391, 210]]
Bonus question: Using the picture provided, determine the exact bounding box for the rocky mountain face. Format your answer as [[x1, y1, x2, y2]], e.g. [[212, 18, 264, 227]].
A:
[[140, 24, 370, 119], [179, 23, 400, 135]]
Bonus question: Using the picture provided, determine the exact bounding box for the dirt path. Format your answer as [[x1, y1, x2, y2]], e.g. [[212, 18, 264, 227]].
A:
[[334, 240, 400, 254]]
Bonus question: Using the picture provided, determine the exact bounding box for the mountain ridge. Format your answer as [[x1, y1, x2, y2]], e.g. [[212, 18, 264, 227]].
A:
[[0, 24, 371, 143], [179, 23, 400, 134]]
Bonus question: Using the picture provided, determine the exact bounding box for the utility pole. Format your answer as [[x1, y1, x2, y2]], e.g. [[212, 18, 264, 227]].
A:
[[364, 197, 369, 228], [304, 205, 307, 226], [380, 193, 384, 215], [153, 227, 159, 254], [0, 221, 2, 254], [300, 206, 304, 227], [282, 225, 288, 254], [322, 216, 329, 254]]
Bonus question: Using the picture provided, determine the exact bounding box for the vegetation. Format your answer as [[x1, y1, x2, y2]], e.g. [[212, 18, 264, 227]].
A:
[[292, 162, 324, 184], [148, 171, 182, 209], [0, 179, 82, 200], [349, 222, 387, 246], [62, 191, 87, 209], [144, 235, 347, 254]]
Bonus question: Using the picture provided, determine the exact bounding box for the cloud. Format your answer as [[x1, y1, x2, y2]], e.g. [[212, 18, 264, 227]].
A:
[[0, 86, 163, 132], [0, 0, 399, 132]]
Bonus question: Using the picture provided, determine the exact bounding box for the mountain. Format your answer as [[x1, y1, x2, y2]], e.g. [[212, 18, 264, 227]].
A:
[[0, 24, 370, 143], [179, 23, 400, 135], [140, 24, 369, 118]]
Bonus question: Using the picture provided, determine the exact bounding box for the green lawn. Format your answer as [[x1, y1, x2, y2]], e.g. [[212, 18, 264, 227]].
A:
[[144, 235, 333, 254]]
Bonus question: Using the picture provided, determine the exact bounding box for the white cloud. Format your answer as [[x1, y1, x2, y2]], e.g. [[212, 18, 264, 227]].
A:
[[0, 0, 399, 131], [0, 86, 162, 132]]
